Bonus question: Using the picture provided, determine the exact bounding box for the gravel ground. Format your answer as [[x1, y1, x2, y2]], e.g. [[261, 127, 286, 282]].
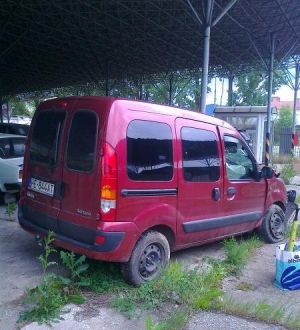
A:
[[0, 204, 299, 330], [186, 311, 286, 330]]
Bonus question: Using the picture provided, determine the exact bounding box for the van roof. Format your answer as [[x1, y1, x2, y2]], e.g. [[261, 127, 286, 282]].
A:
[[41, 96, 235, 131]]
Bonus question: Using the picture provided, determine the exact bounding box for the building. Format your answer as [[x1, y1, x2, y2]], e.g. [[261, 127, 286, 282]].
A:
[[272, 96, 300, 125]]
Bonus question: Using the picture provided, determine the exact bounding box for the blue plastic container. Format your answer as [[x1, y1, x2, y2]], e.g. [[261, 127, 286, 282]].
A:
[[275, 243, 300, 291]]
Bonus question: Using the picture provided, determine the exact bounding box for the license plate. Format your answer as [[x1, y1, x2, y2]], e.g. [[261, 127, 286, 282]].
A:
[[28, 178, 55, 197]]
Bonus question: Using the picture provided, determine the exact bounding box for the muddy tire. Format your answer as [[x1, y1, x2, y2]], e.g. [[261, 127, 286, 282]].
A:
[[258, 204, 286, 243], [121, 231, 170, 286]]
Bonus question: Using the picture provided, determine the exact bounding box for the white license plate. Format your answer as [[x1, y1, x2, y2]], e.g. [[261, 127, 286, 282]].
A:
[[28, 178, 55, 197]]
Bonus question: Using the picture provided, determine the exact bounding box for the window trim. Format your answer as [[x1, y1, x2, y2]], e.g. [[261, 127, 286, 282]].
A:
[[29, 109, 66, 168], [223, 134, 258, 182], [65, 109, 99, 174], [181, 126, 221, 183], [126, 119, 174, 182]]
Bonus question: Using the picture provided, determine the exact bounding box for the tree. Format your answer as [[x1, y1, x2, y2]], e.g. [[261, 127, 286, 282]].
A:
[[274, 106, 293, 144], [232, 70, 284, 106]]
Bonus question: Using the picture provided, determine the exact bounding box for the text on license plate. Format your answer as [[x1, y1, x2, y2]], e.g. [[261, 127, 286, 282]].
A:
[[28, 178, 55, 197]]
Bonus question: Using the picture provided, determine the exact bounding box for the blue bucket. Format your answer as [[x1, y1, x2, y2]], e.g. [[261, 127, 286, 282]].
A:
[[275, 243, 300, 291]]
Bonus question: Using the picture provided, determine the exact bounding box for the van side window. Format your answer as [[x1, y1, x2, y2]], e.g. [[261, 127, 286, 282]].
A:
[[127, 120, 173, 181], [30, 111, 65, 165], [181, 127, 220, 182], [66, 111, 97, 172], [224, 136, 255, 181]]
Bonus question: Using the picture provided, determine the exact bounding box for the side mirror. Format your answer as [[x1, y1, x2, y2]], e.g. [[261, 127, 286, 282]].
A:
[[261, 166, 274, 179]]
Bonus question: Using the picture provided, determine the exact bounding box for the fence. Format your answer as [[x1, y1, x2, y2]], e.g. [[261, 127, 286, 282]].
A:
[[273, 145, 300, 158]]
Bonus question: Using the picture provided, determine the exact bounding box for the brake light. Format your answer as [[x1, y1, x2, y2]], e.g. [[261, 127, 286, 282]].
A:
[[100, 143, 117, 221]]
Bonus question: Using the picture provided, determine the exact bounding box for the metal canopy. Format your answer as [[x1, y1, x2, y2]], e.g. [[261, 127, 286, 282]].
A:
[[0, 0, 300, 96]]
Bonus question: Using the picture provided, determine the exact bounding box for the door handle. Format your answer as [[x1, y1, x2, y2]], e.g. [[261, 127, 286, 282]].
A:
[[227, 187, 236, 198], [212, 187, 221, 201]]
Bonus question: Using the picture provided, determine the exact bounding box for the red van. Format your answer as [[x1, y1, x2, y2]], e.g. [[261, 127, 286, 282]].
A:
[[19, 97, 287, 285]]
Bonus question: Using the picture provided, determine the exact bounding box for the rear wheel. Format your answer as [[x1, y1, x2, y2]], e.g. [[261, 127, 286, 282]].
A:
[[258, 204, 286, 243], [121, 231, 170, 286]]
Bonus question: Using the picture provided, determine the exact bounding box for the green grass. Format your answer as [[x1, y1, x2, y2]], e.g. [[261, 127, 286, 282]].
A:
[[222, 296, 300, 330], [21, 232, 299, 330], [82, 260, 129, 293], [19, 274, 85, 324], [222, 235, 263, 275], [112, 261, 226, 319]]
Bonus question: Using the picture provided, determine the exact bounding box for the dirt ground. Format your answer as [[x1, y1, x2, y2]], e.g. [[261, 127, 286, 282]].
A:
[[1, 205, 300, 330]]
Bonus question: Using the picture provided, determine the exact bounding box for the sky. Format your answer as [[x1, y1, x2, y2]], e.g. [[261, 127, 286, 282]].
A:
[[206, 78, 296, 105]]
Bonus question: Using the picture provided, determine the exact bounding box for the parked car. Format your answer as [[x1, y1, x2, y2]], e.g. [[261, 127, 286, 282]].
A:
[[0, 123, 30, 136], [19, 97, 287, 286], [0, 134, 26, 204]]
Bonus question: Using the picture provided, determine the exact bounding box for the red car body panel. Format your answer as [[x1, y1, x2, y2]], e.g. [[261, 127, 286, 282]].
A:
[[19, 97, 287, 263]]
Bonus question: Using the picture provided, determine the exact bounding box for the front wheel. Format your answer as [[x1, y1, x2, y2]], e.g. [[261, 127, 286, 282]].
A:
[[258, 204, 286, 243], [121, 231, 170, 286]]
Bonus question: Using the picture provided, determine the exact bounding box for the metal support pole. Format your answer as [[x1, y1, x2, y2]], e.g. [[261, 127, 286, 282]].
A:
[[0, 96, 3, 124], [265, 34, 275, 166], [139, 82, 143, 100], [169, 76, 173, 106], [292, 62, 300, 153], [228, 74, 234, 106], [200, 0, 213, 112]]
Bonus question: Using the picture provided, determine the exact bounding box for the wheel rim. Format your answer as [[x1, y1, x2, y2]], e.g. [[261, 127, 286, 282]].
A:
[[139, 243, 163, 280], [270, 212, 285, 239]]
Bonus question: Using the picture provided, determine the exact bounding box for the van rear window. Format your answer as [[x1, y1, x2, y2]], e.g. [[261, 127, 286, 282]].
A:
[[30, 111, 65, 165], [66, 111, 97, 172], [127, 120, 173, 181]]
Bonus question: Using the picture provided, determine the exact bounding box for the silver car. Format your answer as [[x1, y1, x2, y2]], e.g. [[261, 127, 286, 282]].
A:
[[0, 134, 26, 204]]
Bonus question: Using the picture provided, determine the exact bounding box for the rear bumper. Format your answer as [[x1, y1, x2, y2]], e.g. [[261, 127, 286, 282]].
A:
[[18, 204, 138, 262]]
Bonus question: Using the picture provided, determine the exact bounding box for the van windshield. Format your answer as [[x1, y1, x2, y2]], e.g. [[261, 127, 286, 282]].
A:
[[30, 111, 65, 165], [0, 137, 26, 159]]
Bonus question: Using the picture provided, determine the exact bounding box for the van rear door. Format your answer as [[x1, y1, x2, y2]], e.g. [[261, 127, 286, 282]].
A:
[[22, 102, 68, 232], [57, 99, 102, 246]]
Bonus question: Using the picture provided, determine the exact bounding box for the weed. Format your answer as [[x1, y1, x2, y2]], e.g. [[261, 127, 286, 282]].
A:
[[37, 231, 57, 273], [235, 281, 255, 291], [222, 236, 262, 275], [5, 202, 16, 221], [145, 307, 191, 330], [281, 164, 296, 184], [19, 232, 88, 324], [59, 251, 89, 287], [113, 261, 226, 319], [82, 260, 128, 293], [222, 296, 300, 330]]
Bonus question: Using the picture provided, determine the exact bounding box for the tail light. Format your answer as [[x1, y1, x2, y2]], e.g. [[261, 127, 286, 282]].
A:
[[100, 143, 117, 221]]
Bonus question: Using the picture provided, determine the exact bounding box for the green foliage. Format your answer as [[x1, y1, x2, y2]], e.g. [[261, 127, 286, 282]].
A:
[[5, 202, 16, 221], [235, 281, 255, 291], [222, 297, 300, 330], [19, 232, 88, 324], [82, 260, 128, 293], [222, 236, 263, 275], [59, 251, 89, 287], [232, 70, 284, 106], [280, 164, 296, 184], [274, 106, 293, 144], [18, 274, 81, 324], [37, 231, 57, 273], [112, 261, 226, 319], [145, 308, 190, 330]]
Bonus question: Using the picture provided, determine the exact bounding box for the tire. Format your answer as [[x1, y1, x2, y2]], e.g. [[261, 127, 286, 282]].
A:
[[121, 231, 170, 286], [258, 204, 286, 243]]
